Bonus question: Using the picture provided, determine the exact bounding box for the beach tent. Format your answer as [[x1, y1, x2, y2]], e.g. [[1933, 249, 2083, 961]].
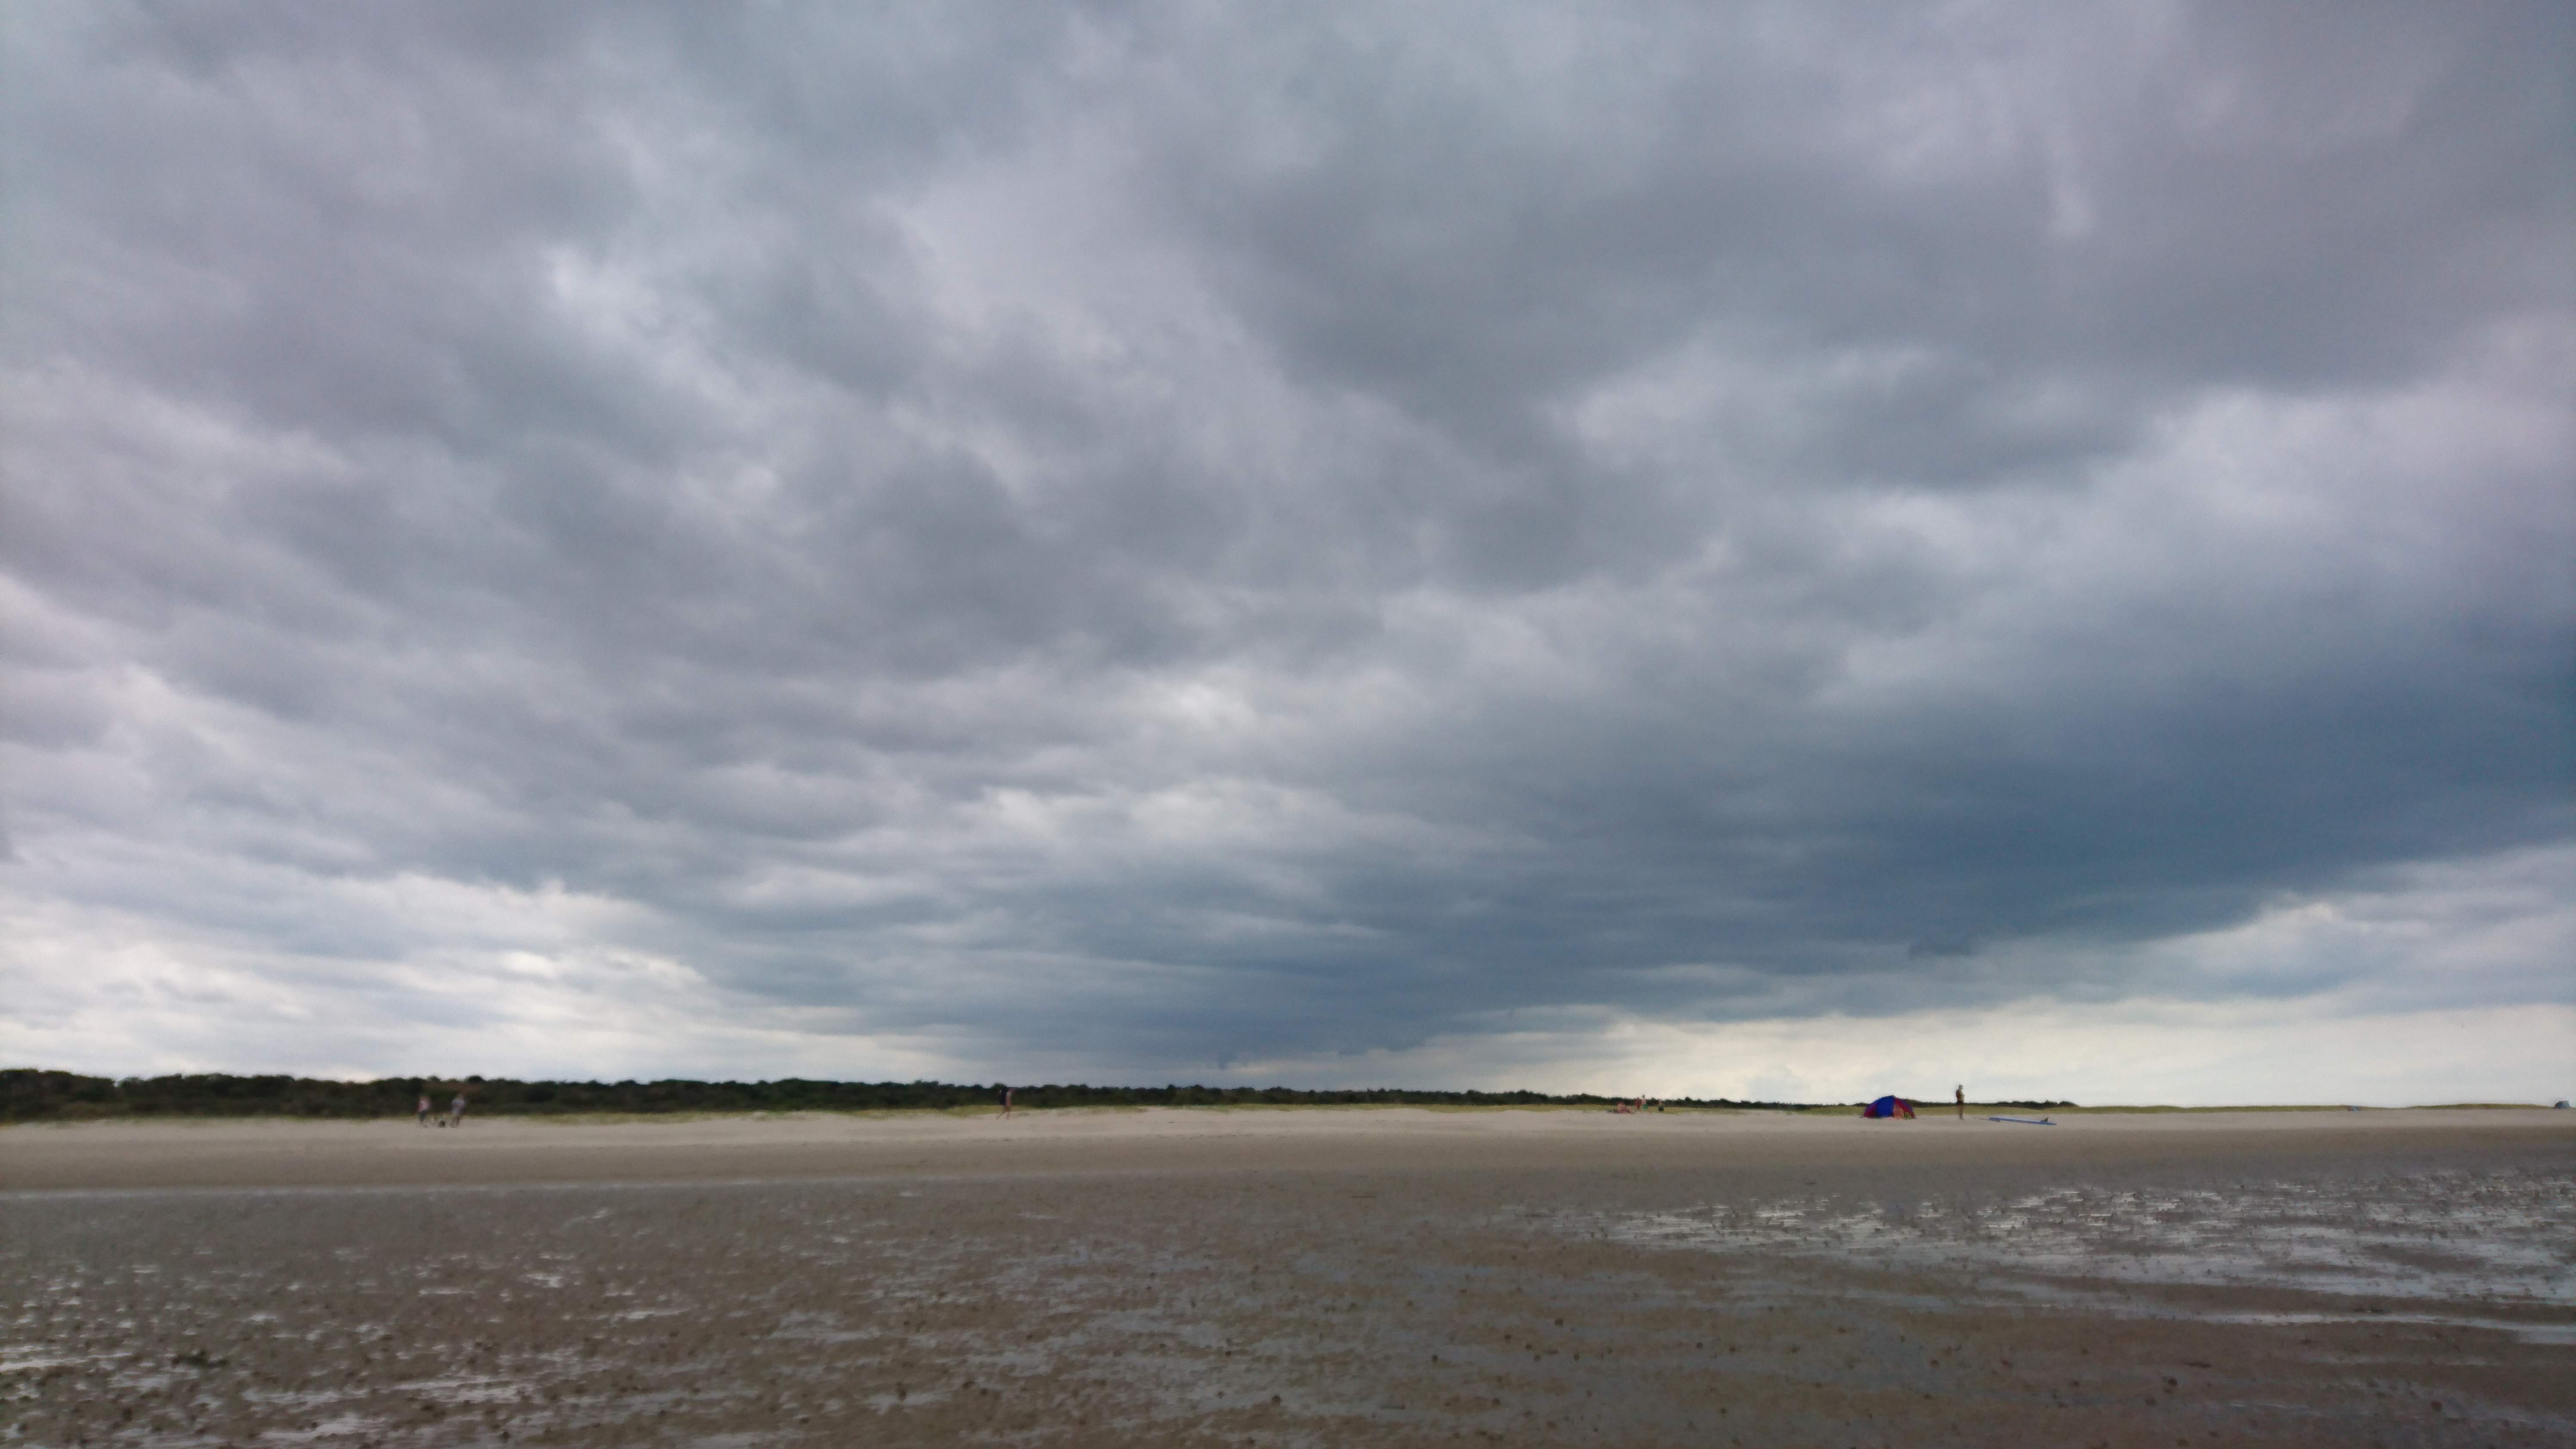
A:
[[1861, 1095, 1916, 1119]]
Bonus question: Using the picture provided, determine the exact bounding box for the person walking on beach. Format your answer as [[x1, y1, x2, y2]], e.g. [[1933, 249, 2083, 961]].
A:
[[998, 1084, 1013, 1118], [1955, 1084, 1965, 1121], [416, 1093, 432, 1127], [448, 1092, 468, 1128]]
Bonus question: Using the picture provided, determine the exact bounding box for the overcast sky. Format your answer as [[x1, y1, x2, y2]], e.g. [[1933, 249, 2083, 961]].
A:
[[5, 1, 2570, 1104]]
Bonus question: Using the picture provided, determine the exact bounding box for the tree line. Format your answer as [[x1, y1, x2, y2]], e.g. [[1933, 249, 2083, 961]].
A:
[[0, 1069, 1921, 1121]]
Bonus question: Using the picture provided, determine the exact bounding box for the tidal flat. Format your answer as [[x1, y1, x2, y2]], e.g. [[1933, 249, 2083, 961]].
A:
[[3, 1108, 2569, 1447]]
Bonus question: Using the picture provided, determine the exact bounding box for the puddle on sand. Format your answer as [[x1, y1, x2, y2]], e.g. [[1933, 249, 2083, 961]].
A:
[[1546, 1168, 2576, 1342], [2188, 1310, 2576, 1347]]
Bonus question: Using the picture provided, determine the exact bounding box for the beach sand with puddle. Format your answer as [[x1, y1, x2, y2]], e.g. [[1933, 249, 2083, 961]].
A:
[[4, 1107, 2569, 1446]]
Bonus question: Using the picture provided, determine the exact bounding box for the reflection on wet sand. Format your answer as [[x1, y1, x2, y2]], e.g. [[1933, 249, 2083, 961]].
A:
[[1552, 1167, 2576, 1346]]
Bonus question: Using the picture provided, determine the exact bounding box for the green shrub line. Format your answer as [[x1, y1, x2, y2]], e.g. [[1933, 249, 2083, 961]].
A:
[[18, 1070, 2547, 1123], [6, 1068, 2026, 1121]]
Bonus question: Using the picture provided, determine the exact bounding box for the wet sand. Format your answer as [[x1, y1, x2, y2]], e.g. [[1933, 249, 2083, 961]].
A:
[[4, 1108, 2570, 1446]]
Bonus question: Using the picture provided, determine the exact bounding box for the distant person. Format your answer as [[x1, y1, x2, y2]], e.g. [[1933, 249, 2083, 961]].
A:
[[1955, 1085, 1964, 1121], [449, 1092, 467, 1128], [998, 1084, 1012, 1118], [416, 1093, 432, 1127]]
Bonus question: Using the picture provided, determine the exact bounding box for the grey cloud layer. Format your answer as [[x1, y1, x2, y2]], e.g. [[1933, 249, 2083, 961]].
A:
[[4, 0, 2569, 1076]]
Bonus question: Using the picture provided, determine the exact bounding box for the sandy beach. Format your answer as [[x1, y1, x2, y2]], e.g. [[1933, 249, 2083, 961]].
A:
[[5, 1103, 2561, 1191], [5, 1107, 2570, 1446]]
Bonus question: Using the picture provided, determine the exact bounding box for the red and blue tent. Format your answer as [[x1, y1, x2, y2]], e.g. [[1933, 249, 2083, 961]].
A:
[[1861, 1095, 1916, 1119]]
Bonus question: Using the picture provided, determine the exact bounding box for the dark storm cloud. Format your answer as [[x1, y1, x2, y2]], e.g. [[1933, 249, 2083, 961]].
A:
[[3, 0, 2569, 1078]]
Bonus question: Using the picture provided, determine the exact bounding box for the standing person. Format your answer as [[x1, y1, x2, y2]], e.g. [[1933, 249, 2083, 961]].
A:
[[1955, 1085, 1965, 1121], [416, 1093, 432, 1127], [998, 1084, 1012, 1118], [449, 1092, 468, 1128]]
